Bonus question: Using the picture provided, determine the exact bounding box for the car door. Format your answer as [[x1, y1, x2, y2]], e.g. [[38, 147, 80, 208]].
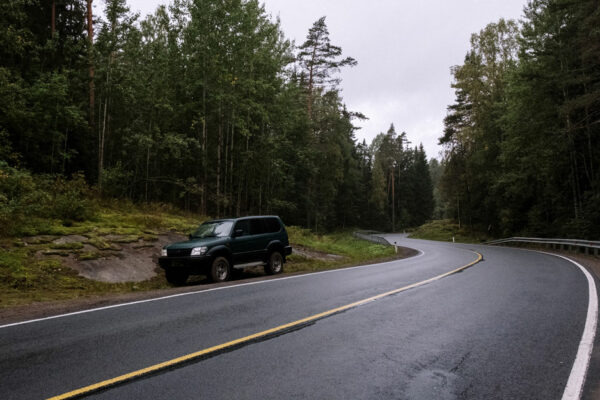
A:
[[230, 220, 253, 265], [249, 218, 270, 261]]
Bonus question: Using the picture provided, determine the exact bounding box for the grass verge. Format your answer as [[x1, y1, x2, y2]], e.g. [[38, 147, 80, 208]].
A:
[[0, 207, 406, 310], [284, 227, 401, 273], [409, 219, 491, 243]]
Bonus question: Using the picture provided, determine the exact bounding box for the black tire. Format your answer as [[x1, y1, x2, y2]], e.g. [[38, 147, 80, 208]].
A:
[[264, 251, 283, 275], [210, 256, 231, 282], [165, 269, 188, 286]]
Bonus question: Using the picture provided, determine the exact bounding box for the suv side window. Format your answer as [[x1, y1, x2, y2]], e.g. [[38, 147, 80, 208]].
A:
[[250, 218, 266, 235], [234, 220, 251, 236], [264, 218, 281, 233]]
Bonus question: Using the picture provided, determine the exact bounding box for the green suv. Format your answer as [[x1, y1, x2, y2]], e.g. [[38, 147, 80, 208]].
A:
[[158, 216, 292, 285]]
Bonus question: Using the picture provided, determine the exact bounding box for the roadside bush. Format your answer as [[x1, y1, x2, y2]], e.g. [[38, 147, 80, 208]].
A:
[[101, 162, 134, 199], [0, 162, 48, 236], [43, 173, 97, 223], [0, 163, 97, 236]]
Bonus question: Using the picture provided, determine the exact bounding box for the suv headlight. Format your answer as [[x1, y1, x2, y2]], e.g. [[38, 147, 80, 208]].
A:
[[161, 249, 167, 257], [191, 246, 208, 256]]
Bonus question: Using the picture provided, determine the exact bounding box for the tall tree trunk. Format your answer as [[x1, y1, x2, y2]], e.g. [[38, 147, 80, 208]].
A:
[[230, 109, 235, 216], [201, 61, 207, 215], [216, 104, 222, 217], [99, 96, 108, 188], [87, 0, 95, 140], [99, 55, 111, 190], [145, 145, 150, 203], [307, 45, 316, 119], [51, 0, 56, 36], [224, 120, 229, 209], [62, 128, 69, 173]]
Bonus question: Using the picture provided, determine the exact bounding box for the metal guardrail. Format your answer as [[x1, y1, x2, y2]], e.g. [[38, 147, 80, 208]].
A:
[[485, 237, 600, 256], [353, 231, 391, 246]]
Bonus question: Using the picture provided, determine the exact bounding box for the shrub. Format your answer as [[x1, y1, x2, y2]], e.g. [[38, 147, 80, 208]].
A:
[[47, 173, 97, 223], [0, 163, 97, 236], [0, 162, 48, 236]]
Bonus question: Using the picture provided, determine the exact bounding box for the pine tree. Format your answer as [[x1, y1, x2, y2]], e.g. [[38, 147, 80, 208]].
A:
[[297, 16, 356, 119]]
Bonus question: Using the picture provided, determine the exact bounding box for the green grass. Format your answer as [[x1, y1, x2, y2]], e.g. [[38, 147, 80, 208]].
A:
[[285, 226, 398, 273], [0, 205, 405, 309], [0, 241, 172, 307], [409, 219, 491, 243], [78, 251, 102, 261], [15, 200, 203, 239], [0, 201, 204, 308]]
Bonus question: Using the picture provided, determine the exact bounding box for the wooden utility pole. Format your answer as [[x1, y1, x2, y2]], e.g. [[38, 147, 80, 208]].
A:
[[391, 167, 395, 232]]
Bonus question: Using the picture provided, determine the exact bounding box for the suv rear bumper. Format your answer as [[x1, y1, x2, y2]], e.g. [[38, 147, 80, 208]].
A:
[[284, 246, 292, 256]]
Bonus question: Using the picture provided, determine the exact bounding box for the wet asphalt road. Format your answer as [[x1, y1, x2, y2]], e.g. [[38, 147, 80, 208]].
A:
[[0, 236, 596, 399]]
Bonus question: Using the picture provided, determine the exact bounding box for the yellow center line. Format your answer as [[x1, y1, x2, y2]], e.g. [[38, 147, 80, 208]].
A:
[[47, 252, 483, 400]]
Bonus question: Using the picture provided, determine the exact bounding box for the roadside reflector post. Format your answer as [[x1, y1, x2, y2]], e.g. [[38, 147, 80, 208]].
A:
[[452, 236, 455, 243], [394, 241, 398, 253]]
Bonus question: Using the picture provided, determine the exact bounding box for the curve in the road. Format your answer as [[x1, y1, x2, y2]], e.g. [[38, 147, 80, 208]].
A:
[[47, 251, 483, 400], [538, 252, 597, 400]]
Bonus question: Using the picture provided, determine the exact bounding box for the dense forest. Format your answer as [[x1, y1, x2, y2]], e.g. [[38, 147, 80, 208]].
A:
[[437, 0, 600, 239], [2, 0, 598, 239], [0, 0, 433, 234]]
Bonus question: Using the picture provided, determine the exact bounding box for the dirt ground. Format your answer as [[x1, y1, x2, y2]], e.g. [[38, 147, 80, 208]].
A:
[[62, 232, 185, 283]]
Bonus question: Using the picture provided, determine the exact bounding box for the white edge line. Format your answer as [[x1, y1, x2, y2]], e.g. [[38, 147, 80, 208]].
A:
[[0, 249, 426, 330], [538, 252, 599, 400], [418, 241, 597, 399]]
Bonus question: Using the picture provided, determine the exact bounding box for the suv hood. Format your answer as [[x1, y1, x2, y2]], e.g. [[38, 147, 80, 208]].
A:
[[165, 237, 227, 250]]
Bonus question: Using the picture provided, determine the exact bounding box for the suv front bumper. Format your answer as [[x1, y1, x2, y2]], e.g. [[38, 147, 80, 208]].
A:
[[158, 255, 211, 274]]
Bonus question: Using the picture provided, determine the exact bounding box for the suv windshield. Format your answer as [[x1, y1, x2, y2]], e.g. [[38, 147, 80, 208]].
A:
[[191, 221, 233, 238]]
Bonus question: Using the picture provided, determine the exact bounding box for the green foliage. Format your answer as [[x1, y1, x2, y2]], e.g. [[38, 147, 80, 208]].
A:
[[0, 163, 97, 236], [410, 219, 490, 243], [0, 0, 431, 234], [285, 226, 397, 273], [438, 2, 600, 239], [78, 252, 102, 261], [44, 173, 97, 223], [0, 248, 29, 288]]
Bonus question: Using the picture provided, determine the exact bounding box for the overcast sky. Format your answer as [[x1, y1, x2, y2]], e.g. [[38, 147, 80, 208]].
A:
[[116, 0, 528, 159]]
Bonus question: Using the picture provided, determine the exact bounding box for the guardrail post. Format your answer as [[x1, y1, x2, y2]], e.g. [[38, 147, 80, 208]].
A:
[[595, 248, 599, 257]]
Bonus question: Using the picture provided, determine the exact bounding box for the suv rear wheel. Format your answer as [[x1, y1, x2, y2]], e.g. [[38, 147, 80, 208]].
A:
[[265, 251, 283, 275], [210, 256, 231, 282]]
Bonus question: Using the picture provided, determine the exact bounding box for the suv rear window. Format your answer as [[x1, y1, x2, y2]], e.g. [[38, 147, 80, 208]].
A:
[[250, 219, 266, 235], [264, 218, 281, 233]]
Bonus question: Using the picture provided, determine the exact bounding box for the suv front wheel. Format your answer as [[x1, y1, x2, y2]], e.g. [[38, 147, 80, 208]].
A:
[[265, 251, 283, 275], [210, 256, 231, 282]]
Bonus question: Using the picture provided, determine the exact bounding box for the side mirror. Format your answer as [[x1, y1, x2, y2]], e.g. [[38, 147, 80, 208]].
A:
[[234, 229, 244, 237], [188, 234, 193, 240]]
